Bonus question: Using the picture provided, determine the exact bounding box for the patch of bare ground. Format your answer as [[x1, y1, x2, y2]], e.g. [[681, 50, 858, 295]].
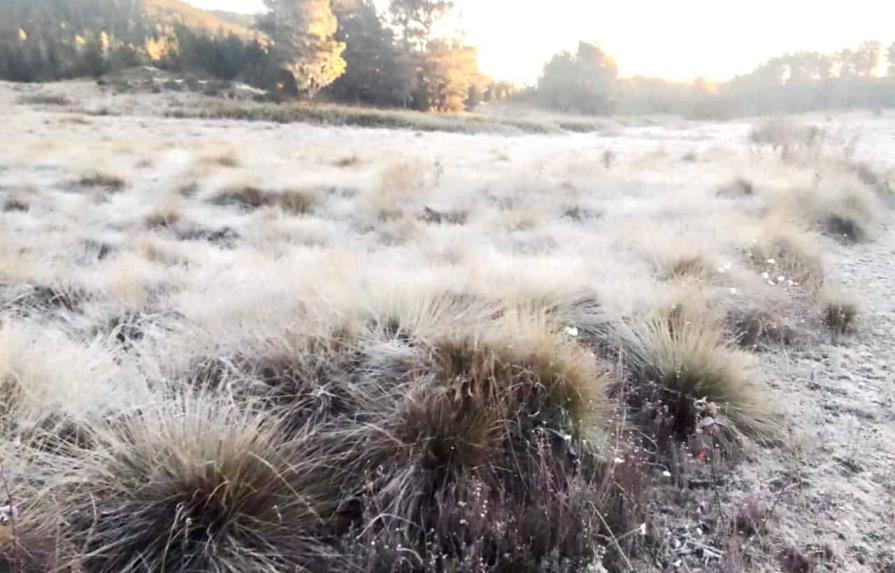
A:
[[632, 214, 895, 573]]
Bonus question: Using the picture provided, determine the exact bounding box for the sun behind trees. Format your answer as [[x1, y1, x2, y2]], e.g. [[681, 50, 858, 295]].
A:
[[3, 0, 895, 117]]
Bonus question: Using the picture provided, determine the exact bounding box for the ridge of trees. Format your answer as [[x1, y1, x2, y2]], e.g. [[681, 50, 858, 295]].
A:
[[2, 1, 895, 117]]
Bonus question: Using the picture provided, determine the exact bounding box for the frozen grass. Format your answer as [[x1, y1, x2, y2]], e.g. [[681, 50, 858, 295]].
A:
[[15, 93, 72, 107], [0, 84, 890, 571], [749, 118, 825, 159]]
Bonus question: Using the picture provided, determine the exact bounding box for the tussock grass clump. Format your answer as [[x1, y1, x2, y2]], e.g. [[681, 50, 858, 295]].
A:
[[144, 207, 182, 229], [212, 186, 316, 214], [0, 323, 130, 446], [333, 311, 617, 569], [749, 119, 824, 158], [656, 253, 715, 282], [842, 160, 892, 197], [726, 299, 814, 350], [168, 302, 623, 570], [360, 161, 427, 221], [2, 198, 29, 212], [3, 282, 87, 317], [819, 287, 859, 335], [203, 151, 240, 168], [780, 179, 881, 244], [28, 396, 338, 573], [717, 177, 755, 198], [17, 93, 72, 106], [78, 172, 127, 192], [818, 180, 880, 243], [616, 308, 774, 445], [824, 212, 869, 243], [745, 229, 825, 291], [333, 155, 360, 168], [420, 205, 468, 225], [212, 185, 272, 209]]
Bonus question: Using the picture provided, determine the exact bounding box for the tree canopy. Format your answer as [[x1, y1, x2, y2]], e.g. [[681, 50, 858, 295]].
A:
[[260, 0, 346, 97], [537, 42, 618, 114]]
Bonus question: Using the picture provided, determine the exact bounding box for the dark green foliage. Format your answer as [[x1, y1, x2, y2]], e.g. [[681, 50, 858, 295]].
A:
[[168, 27, 268, 82], [0, 0, 143, 82], [0, 0, 268, 85], [328, 0, 414, 107]]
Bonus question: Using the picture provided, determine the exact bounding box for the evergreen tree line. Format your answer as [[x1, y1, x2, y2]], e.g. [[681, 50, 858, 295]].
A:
[[3, 0, 895, 117], [0, 0, 494, 112]]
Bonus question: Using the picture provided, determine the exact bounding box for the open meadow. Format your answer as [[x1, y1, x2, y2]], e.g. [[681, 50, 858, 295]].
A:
[[1, 80, 894, 572]]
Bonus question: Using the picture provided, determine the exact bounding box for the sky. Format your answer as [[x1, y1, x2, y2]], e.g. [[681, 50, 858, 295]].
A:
[[187, 0, 895, 85]]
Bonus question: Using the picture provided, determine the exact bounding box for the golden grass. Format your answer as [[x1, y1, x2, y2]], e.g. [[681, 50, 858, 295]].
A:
[[616, 308, 776, 441]]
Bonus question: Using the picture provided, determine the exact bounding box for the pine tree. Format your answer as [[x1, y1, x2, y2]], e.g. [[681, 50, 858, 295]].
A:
[[329, 0, 413, 106]]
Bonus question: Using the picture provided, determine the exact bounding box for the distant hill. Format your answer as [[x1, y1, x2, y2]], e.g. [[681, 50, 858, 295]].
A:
[[142, 0, 259, 39], [209, 10, 258, 29]]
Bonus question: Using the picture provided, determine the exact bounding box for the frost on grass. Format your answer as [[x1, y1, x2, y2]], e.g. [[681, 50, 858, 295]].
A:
[[0, 85, 888, 572]]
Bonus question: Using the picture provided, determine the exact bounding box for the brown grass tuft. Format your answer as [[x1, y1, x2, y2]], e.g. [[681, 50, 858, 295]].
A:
[[212, 186, 316, 214], [615, 307, 775, 445], [78, 172, 127, 192], [819, 287, 859, 335], [23, 396, 339, 573], [717, 177, 755, 198]]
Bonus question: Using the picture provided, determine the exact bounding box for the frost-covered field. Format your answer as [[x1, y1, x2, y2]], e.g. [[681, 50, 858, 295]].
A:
[[0, 81, 892, 572]]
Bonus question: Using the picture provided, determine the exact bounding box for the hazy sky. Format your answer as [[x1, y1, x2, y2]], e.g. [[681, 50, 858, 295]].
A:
[[187, 0, 895, 85]]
